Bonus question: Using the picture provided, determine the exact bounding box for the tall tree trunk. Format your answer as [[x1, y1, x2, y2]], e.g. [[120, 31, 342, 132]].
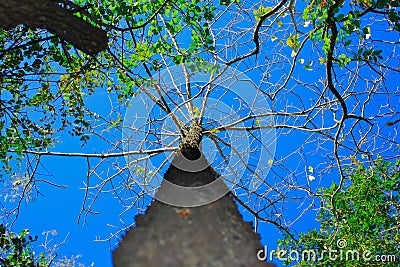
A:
[[113, 132, 276, 267], [0, 0, 107, 55]]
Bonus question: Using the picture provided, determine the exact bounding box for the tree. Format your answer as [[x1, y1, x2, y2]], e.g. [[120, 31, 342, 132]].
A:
[[0, 225, 86, 267], [0, 0, 399, 265], [113, 163, 276, 267], [0, 224, 49, 266], [277, 156, 400, 266]]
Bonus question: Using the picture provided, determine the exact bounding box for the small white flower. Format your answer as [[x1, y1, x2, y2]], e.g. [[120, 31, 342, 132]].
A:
[[304, 21, 311, 28], [308, 175, 316, 182]]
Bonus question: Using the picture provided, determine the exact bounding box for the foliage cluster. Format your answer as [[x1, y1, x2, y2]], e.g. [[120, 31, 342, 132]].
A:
[[278, 157, 400, 266], [0, 224, 48, 267]]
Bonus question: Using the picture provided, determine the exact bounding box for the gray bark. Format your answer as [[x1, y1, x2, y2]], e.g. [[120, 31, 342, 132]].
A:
[[113, 161, 276, 267], [0, 0, 107, 55]]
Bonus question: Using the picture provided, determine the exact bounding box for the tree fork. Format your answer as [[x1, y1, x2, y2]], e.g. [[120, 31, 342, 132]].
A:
[[179, 122, 203, 160]]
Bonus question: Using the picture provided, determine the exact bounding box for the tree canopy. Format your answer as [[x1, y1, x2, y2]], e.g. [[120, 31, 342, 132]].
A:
[[0, 224, 47, 267], [0, 0, 399, 265], [278, 156, 400, 266]]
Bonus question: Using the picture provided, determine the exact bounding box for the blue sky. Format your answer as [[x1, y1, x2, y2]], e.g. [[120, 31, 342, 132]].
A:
[[1, 1, 399, 267], [5, 48, 399, 267], [3, 64, 339, 267]]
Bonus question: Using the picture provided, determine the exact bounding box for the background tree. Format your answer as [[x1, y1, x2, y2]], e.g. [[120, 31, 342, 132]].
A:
[[0, 224, 49, 267], [0, 224, 86, 267], [277, 156, 400, 266], [0, 0, 399, 265]]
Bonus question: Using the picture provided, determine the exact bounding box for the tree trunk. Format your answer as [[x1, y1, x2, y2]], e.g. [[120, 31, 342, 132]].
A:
[[112, 161, 276, 267], [0, 0, 107, 55]]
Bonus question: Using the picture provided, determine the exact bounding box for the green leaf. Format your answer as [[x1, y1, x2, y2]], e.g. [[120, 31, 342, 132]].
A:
[[308, 166, 314, 173], [388, 11, 399, 22], [193, 106, 201, 118], [220, 0, 231, 6]]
